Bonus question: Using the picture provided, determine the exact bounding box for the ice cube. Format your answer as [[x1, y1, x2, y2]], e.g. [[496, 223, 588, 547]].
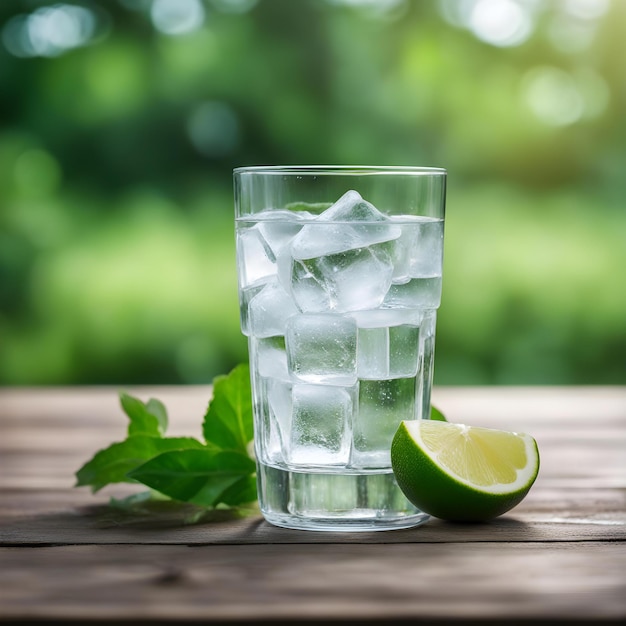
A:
[[288, 257, 332, 312], [286, 314, 357, 385], [382, 276, 442, 309], [290, 190, 401, 260], [255, 210, 307, 257], [351, 308, 422, 327], [288, 383, 354, 466], [250, 375, 282, 465], [357, 326, 388, 380], [351, 377, 417, 468], [320, 190, 379, 221], [409, 218, 444, 278], [289, 244, 394, 313], [354, 309, 421, 381], [388, 217, 444, 283], [389, 219, 420, 284], [275, 247, 294, 290], [356, 322, 420, 380], [388, 324, 420, 378], [248, 281, 299, 338], [256, 336, 290, 381], [236, 226, 276, 287], [267, 378, 293, 458], [238, 282, 265, 336]]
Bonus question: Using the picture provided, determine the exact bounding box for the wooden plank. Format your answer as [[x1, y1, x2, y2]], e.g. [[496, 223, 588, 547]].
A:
[[0, 385, 213, 429], [4, 431, 624, 486], [1, 387, 625, 546], [2, 385, 625, 429], [2, 388, 624, 489], [0, 388, 625, 624], [1, 543, 625, 622], [1, 490, 624, 546], [2, 432, 624, 485]]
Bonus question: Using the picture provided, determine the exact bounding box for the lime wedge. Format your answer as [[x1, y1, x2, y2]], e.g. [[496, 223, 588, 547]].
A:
[[430, 405, 447, 422], [391, 420, 540, 522]]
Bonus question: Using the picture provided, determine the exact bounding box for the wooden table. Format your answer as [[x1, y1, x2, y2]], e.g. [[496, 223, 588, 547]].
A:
[[1, 386, 625, 624]]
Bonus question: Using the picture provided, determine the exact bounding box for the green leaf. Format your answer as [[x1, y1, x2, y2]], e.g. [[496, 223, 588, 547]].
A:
[[146, 398, 168, 434], [127, 449, 256, 507], [430, 405, 447, 422], [202, 363, 253, 454], [120, 392, 168, 437], [218, 474, 258, 506], [75, 435, 204, 492]]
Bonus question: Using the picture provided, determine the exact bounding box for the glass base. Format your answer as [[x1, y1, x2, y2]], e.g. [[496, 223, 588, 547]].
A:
[[257, 462, 430, 532]]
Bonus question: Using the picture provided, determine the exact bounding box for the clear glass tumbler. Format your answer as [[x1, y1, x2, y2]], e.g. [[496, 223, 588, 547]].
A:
[[234, 166, 446, 531]]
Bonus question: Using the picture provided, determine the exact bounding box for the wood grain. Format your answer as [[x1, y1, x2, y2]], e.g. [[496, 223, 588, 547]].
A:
[[1, 543, 625, 622], [0, 386, 624, 623]]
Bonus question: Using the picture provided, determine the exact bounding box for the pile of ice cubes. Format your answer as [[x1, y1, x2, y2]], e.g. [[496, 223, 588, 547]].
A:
[[236, 190, 442, 470]]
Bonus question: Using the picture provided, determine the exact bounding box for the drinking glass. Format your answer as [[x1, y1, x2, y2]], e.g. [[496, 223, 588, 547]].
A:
[[234, 166, 446, 531]]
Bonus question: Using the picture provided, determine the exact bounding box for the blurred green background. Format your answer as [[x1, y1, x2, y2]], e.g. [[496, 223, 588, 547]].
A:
[[0, 0, 624, 386]]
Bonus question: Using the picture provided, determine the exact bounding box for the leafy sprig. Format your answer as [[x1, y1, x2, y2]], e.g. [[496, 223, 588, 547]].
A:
[[76, 360, 447, 516], [75, 363, 256, 509]]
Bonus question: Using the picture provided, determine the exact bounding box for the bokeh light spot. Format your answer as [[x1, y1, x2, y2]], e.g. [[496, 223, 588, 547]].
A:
[[438, 0, 479, 28], [151, 0, 205, 36], [14, 149, 62, 196], [2, 4, 97, 57], [547, 14, 597, 53], [469, 0, 533, 47], [187, 101, 240, 157], [523, 66, 585, 126], [2, 15, 34, 58], [563, 0, 610, 20]]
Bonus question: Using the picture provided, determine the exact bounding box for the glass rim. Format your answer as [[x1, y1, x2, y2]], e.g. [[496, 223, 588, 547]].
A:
[[233, 165, 446, 176]]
